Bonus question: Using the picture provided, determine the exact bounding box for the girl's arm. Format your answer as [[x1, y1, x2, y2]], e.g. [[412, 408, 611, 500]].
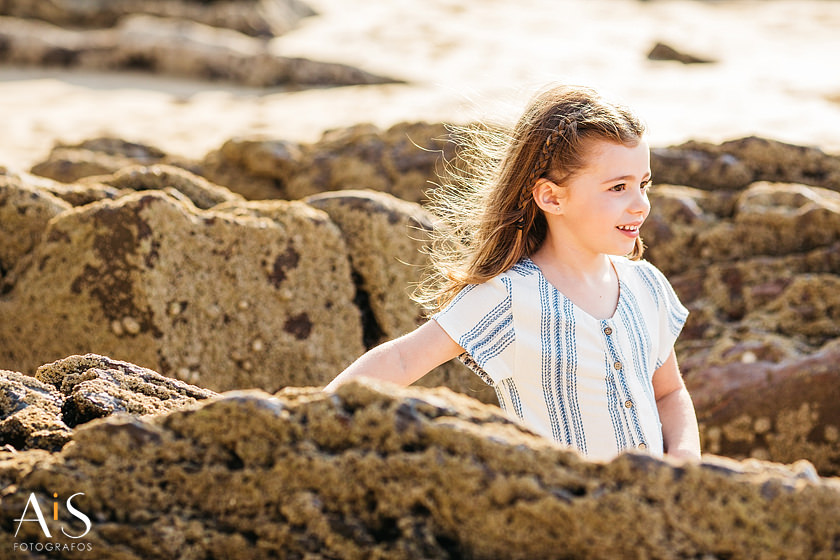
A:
[[324, 319, 464, 392], [652, 349, 702, 461]]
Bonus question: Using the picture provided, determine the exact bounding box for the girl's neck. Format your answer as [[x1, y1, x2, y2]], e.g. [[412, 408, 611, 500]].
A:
[[531, 236, 613, 282], [530, 238, 620, 320]]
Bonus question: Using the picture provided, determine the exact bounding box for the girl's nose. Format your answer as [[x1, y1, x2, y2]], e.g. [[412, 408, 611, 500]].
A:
[[631, 188, 651, 215]]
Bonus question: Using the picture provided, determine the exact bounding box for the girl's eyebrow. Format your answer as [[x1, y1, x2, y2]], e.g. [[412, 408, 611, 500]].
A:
[[601, 171, 652, 184]]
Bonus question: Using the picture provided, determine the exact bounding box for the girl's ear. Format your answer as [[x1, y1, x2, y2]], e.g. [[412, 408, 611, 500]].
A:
[[532, 178, 564, 215]]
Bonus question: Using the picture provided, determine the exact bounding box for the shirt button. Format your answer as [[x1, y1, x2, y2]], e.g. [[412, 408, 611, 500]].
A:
[[624, 399, 633, 409], [638, 442, 647, 450], [613, 361, 623, 370], [603, 326, 613, 336]]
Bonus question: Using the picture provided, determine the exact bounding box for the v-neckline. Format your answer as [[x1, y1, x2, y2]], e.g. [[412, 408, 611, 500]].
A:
[[524, 256, 622, 322]]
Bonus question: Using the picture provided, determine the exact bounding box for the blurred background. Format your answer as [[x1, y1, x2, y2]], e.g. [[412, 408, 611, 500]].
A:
[[1, 0, 839, 170]]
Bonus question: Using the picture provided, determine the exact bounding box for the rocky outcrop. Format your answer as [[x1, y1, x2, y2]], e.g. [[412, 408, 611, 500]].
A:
[[13, 127, 840, 471], [83, 164, 244, 210], [0, 174, 70, 279], [304, 190, 434, 345], [0, 14, 398, 87], [200, 122, 454, 202], [304, 189, 497, 404], [1, 379, 838, 558], [688, 343, 840, 476], [0, 354, 214, 453], [0, 0, 315, 37], [651, 136, 840, 191], [30, 137, 171, 185], [0, 370, 71, 452], [0, 191, 365, 392], [642, 181, 840, 475]]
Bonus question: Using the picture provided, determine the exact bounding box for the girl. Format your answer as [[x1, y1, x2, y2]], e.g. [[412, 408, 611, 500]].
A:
[[325, 84, 701, 462]]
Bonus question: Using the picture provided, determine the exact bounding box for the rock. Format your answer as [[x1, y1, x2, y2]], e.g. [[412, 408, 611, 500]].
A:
[[0, 174, 71, 280], [644, 182, 840, 275], [651, 136, 840, 192], [200, 122, 454, 202], [0, 191, 365, 392], [200, 137, 303, 200], [86, 164, 244, 210], [688, 343, 840, 476], [35, 353, 217, 427], [0, 379, 838, 558], [647, 41, 715, 64], [305, 189, 497, 405], [29, 139, 168, 184], [0, 369, 71, 451], [0, 0, 315, 37], [0, 14, 399, 87], [1, 353, 215, 454], [305, 190, 433, 344]]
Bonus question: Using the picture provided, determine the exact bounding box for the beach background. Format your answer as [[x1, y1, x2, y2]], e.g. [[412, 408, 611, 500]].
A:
[[2, 0, 840, 172]]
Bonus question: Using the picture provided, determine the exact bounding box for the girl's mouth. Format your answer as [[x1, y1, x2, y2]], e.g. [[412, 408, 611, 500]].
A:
[[616, 224, 641, 237]]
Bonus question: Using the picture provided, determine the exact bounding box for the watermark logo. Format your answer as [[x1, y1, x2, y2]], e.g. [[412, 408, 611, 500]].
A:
[[12, 492, 94, 554]]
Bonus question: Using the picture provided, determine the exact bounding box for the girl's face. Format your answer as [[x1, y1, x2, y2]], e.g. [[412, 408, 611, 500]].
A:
[[554, 138, 651, 258]]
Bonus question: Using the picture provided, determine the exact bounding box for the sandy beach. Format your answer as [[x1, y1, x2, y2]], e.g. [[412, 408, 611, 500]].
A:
[[1, 0, 840, 172]]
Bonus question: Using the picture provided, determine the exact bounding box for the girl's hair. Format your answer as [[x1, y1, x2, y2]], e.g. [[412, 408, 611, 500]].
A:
[[415, 84, 647, 313]]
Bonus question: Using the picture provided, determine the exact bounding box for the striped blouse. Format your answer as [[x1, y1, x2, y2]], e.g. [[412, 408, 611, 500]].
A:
[[433, 256, 688, 461]]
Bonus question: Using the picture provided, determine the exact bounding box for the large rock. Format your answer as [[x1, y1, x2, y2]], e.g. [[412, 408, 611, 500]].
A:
[[84, 164, 244, 210], [0, 379, 838, 558], [0, 191, 365, 392], [30, 137, 170, 184], [200, 122, 455, 202], [651, 136, 840, 191], [688, 343, 840, 476], [35, 353, 217, 427], [644, 182, 840, 276], [0, 174, 70, 278], [0, 353, 214, 453], [305, 189, 497, 404], [0, 369, 71, 452], [0, 14, 398, 87], [0, 0, 315, 37], [641, 182, 840, 475], [305, 190, 433, 344]]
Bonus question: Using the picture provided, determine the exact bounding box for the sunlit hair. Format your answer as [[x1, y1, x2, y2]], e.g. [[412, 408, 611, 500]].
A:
[[414, 84, 647, 313]]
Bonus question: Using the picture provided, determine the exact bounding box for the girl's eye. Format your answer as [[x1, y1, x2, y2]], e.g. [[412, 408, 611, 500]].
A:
[[610, 184, 626, 192], [641, 180, 652, 191]]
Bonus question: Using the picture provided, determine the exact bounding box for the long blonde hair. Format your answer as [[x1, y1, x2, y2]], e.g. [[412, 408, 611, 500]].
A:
[[415, 84, 647, 313]]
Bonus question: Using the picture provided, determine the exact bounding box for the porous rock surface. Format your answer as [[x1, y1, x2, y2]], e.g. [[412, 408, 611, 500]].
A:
[[30, 137, 171, 185], [0, 369, 70, 452], [0, 190, 365, 392], [0, 379, 838, 559], [651, 136, 840, 192], [0, 0, 314, 37], [0, 14, 397, 87], [200, 122, 454, 202], [0, 354, 214, 453], [644, 181, 840, 475], [84, 163, 244, 210], [0, 173, 71, 278], [305, 189, 496, 403]]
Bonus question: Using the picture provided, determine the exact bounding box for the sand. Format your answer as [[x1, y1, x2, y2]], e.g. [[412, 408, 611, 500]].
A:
[[1, 0, 839, 172]]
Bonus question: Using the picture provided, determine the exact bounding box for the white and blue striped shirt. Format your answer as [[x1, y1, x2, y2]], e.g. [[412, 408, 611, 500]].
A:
[[433, 256, 688, 461]]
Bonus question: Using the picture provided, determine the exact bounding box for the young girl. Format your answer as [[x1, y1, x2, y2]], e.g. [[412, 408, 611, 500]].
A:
[[325, 84, 701, 462]]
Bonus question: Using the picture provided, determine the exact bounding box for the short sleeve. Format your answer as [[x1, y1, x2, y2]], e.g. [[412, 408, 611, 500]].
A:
[[637, 261, 689, 368], [432, 275, 515, 386]]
